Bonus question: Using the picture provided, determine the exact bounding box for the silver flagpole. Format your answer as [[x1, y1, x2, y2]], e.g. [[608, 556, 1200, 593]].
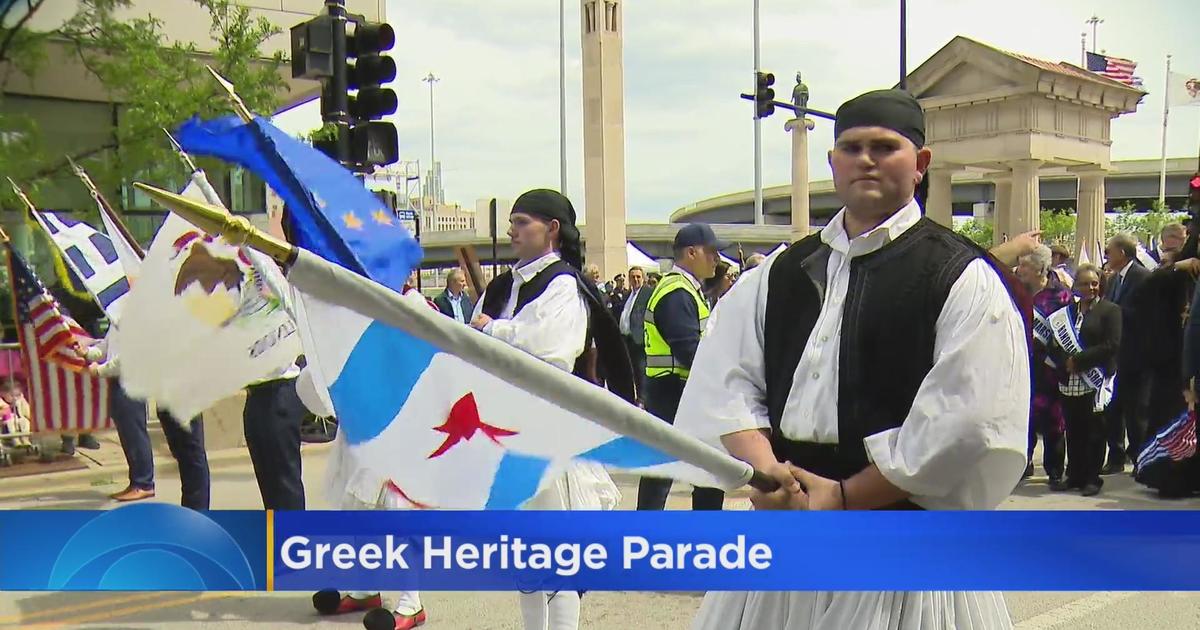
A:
[[1160, 54, 1171, 207]]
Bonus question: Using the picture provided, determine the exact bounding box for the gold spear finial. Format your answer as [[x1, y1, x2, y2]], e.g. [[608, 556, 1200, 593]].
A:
[[132, 182, 295, 265], [6, 177, 37, 215], [162, 128, 200, 173], [206, 65, 254, 123]]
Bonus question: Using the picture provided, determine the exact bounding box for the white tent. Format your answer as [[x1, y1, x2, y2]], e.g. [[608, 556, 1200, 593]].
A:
[[626, 242, 658, 269]]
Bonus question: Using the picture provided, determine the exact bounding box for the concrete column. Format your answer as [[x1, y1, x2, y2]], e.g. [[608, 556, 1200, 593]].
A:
[[925, 167, 956, 227], [581, 0, 628, 278], [1073, 166, 1107, 265], [1009, 159, 1043, 236], [989, 172, 1012, 247], [786, 117, 815, 241]]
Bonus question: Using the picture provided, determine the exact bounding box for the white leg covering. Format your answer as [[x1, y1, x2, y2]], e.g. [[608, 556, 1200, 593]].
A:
[[520, 591, 549, 630], [546, 591, 580, 630], [392, 591, 422, 615]]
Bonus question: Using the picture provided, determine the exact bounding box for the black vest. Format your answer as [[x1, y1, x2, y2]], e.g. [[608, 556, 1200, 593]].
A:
[[763, 218, 1027, 483], [481, 260, 636, 403]]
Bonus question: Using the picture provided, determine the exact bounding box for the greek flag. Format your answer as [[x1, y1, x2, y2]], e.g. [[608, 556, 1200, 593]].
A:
[[33, 212, 131, 323]]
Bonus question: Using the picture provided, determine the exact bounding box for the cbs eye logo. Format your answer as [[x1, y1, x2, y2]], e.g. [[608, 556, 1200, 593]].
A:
[[47, 504, 258, 590]]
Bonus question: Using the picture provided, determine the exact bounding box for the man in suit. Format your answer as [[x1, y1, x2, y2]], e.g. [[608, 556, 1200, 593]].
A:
[[1103, 233, 1151, 473], [619, 266, 652, 403], [433, 268, 474, 324]]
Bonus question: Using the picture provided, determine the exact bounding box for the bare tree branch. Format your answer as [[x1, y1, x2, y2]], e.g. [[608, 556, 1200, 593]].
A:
[[0, 0, 46, 64]]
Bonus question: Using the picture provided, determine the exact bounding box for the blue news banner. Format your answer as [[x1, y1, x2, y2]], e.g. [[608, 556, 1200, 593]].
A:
[[4, 504, 1200, 591]]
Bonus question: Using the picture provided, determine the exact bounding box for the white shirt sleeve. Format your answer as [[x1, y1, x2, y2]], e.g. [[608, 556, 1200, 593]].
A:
[[863, 259, 1030, 511], [675, 255, 773, 447], [482, 275, 589, 372]]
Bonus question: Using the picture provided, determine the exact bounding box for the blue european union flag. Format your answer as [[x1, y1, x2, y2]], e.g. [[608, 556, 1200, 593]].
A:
[[175, 115, 422, 293]]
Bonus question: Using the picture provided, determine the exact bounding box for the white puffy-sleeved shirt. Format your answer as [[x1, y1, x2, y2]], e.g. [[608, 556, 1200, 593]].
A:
[[675, 199, 1030, 511], [470, 252, 589, 373], [471, 251, 620, 511]]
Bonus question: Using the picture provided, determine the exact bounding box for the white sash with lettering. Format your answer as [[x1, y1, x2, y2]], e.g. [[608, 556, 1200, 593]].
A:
[[1048, 302, 1114, 412], [1033, 307, 1057, 367]]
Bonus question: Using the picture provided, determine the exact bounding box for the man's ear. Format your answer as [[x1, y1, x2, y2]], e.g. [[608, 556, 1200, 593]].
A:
[[916, 147, 933, 181]]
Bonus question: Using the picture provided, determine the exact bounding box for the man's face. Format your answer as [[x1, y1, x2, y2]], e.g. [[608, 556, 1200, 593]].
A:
[[685, 245, 719, 280], [508, 212, 554, 261], [829, 126, 930, 216], [1051, 253, 1067, 267], [1104, 243, 1129, 270], [628, 268, 644, 289], [1162, 231, 1185, 254], [614, 276, 625, 290], [447, 272, 464, 294]]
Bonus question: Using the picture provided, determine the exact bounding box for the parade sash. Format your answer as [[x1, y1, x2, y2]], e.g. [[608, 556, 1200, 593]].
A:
[[1033, 308, 1053, 346], [1048, 303, 1106, 392]]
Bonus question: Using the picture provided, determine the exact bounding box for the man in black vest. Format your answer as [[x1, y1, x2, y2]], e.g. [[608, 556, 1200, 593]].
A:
[[676, 89, 1030, 628], [469, 188, 633, 630]]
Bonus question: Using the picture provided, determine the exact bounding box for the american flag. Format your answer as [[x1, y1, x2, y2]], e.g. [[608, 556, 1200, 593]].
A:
[[5, 244, 110, 433], [1086, 51, 1142, 87]]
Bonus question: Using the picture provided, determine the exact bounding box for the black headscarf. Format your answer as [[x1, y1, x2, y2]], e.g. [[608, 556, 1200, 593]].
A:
[[834, 88, 925, 149], [834, 88, 929, 210], [511, 189, 583, 269]]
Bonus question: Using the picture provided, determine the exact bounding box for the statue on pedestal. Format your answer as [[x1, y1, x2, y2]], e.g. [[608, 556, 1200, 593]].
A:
[[792, 72, 809, 111]]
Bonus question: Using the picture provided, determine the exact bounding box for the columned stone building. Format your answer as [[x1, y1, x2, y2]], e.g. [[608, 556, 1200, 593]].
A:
[[907, 36, 1144, 263]]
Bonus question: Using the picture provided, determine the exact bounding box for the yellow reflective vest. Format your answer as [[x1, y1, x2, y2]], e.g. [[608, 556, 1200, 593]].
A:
[[644, 272, 709, 379]]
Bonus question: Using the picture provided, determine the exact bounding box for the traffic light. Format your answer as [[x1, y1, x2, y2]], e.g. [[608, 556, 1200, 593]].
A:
[[1190, 173, 1200, 209], [754, 71, 775, 119], [346, 20, 398, 168], [291, 10, 398, 169]]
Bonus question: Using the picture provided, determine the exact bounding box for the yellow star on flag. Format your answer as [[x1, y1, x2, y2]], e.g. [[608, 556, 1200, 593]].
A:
[[372, 209, 394, 226], [343, 211, 363, 230]]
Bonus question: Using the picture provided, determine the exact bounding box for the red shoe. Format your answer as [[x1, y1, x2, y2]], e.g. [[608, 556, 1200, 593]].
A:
[[313, 590, 382, 615], [363, 607, 427, 630]]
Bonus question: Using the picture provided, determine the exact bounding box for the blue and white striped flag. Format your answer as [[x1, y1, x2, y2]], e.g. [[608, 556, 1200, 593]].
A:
[[33, 212, 131, 323], [290, 250, 750, 510]]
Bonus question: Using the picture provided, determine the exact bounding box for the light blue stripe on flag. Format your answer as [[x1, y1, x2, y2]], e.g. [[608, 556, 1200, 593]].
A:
[[577, 436, 675, 468], [485, 452, 551, 509], [329, 321, 438, 445]]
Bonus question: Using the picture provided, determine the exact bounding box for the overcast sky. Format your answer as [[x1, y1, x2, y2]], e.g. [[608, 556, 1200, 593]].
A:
[[275, 0, 1199, 222]]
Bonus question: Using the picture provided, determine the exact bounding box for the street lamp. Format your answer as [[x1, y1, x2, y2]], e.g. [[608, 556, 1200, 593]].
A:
[[1085, 15, 1103, 54], [422, 72, 440, 204]]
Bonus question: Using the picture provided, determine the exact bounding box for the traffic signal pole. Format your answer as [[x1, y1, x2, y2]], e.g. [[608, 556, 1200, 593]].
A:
[[327, 0, 350, 165], [752, 0, 762, 226]]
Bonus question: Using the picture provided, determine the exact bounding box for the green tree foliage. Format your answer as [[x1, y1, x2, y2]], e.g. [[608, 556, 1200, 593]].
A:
[[0, 0, 286, 212]]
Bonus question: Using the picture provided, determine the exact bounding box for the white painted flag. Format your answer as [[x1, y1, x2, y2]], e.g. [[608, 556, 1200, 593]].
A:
[[115, 175, 302, 419], [1167, 71, 1200, 107]]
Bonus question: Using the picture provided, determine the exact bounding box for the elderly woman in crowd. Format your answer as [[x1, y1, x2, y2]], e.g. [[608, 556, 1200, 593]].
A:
[[1015, 245, 1073, 483], [1047, 263, 1122, 496]]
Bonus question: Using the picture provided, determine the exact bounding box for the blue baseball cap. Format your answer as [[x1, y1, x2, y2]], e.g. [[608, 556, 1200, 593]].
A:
[[673, 223, 730, 250]]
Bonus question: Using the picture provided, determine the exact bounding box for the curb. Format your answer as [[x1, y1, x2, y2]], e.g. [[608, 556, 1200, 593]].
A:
[[0, 442, 333, 499]]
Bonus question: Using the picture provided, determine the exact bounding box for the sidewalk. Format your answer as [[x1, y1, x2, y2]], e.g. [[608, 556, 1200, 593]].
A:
[[0, 421, 332, 498]]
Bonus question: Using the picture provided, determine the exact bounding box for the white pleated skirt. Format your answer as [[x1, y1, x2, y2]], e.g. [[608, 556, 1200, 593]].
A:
[[692, 591, 1012, 630]]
